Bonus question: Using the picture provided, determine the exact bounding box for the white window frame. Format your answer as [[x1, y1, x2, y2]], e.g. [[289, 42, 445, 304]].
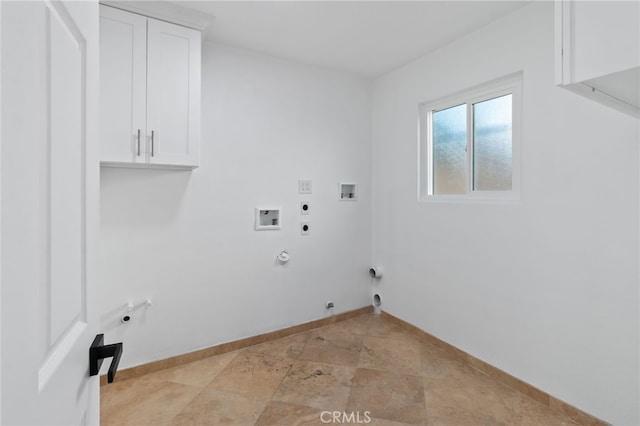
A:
[[418, 73, 522, 202]]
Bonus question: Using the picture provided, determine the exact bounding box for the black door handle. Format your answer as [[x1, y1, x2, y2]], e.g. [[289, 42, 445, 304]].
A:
[[89, 334, 123, 383]]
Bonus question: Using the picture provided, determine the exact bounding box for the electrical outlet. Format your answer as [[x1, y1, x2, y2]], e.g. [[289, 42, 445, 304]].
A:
[[300, 201, 310, 215], [301, 222, 310, 235], [298, 179, 312, 194], [326, 301, 334, 309]]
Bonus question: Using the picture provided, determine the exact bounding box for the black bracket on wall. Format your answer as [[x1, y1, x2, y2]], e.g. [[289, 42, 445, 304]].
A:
[[89, 334, 123, 383]]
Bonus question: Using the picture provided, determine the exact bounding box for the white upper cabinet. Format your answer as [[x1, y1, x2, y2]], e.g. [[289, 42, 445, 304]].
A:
[[100, 5, 201, 168], [146, 19, 201, 167], [555, 0, 639, 119], [100, 6, 147, 164]]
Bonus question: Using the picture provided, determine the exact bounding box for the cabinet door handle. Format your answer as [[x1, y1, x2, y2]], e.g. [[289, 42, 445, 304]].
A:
[[136, 129, 141, 157], [151, 130, 155, 157]]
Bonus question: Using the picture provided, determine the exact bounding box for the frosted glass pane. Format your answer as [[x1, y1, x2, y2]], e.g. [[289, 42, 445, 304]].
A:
[[432, 104, 467, 195], [473, 94, 512, 191]]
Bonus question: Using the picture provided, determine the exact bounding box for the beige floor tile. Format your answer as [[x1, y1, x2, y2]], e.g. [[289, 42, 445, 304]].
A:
[[101, 374, 162, 411], [206, 351, 293, 401], [425, 401, 578, 426], [423, 365, 505, 412], [255, 401, 325, 425], [368, 418, 423, 426], [346, 368, 427, 425], [320, 314, 377, 336], [298, 327, 363, 366], [420, 341, 480, 381], [245, 332, 311, 360], [101, 380, 201, 426], [423, 370, 579, 426], [358, 335, 422, 376], [141, 350, 240, 388], [272, 360, 357, 412], [426, 406, 503, 426], [101, 314, 583, 426], [487, 381, 579, 426], [364, 318, 418, 342], [498, 392, 581, 426], [170, 387, 266, 425]]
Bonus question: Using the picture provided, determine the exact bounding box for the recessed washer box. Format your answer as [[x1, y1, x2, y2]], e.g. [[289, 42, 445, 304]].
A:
[[339, 182, 357, 200], [255, 207, 281, 231]]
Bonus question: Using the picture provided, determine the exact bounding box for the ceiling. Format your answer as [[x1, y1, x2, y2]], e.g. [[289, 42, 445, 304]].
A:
[[178, 1, 531, 79]]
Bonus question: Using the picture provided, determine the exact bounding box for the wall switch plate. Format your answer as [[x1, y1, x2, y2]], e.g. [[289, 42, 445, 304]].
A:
[[301, 222, 310, 235], [298, 179, 312, 194], [300, 201, 310, 215]]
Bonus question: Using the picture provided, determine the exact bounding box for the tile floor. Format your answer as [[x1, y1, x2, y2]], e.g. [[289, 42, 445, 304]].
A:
[[101, 314, 580, 425]]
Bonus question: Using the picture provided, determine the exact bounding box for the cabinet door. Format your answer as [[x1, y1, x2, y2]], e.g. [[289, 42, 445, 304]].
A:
[[571, 1, 639, 84], [146, 18, 201, 168], [99, 5, 147, 164]]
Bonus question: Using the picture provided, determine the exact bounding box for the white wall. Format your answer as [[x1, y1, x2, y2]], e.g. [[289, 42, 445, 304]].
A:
[[371, 3, 638, 425], [100, 43, 372, 370], [101, 5, 639, 424]]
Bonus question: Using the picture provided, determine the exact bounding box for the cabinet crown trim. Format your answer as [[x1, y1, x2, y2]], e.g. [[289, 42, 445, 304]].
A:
[[100, 1, 212, 31]]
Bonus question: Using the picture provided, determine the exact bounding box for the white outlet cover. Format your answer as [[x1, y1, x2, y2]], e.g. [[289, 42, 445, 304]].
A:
[[300, 201, 310, 215], [298, 179, 312, 194], [301, 221, 310, 235]]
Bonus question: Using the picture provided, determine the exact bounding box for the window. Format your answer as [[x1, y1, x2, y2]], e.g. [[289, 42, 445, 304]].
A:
[[419, 74, 521, 201]]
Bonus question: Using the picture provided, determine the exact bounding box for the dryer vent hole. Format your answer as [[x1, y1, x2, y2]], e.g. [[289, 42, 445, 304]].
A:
[[373, 294, 381, 306]]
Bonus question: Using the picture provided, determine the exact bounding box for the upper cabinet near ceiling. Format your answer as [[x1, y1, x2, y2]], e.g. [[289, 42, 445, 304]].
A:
[[555, 0, 639, 119], [100, 5, 201, 169]]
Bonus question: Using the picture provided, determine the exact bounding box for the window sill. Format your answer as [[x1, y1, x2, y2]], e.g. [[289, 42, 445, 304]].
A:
[[419, 194, 521, 205]]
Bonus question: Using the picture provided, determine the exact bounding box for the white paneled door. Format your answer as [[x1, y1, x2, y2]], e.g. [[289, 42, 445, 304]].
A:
[[1, 1, 102, 424]]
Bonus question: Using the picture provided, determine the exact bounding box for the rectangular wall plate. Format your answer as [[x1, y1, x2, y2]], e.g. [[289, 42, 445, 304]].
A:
[[301, 221, 310, 235], [298, 179, 312, 194], [300, 201, 310, 215]]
